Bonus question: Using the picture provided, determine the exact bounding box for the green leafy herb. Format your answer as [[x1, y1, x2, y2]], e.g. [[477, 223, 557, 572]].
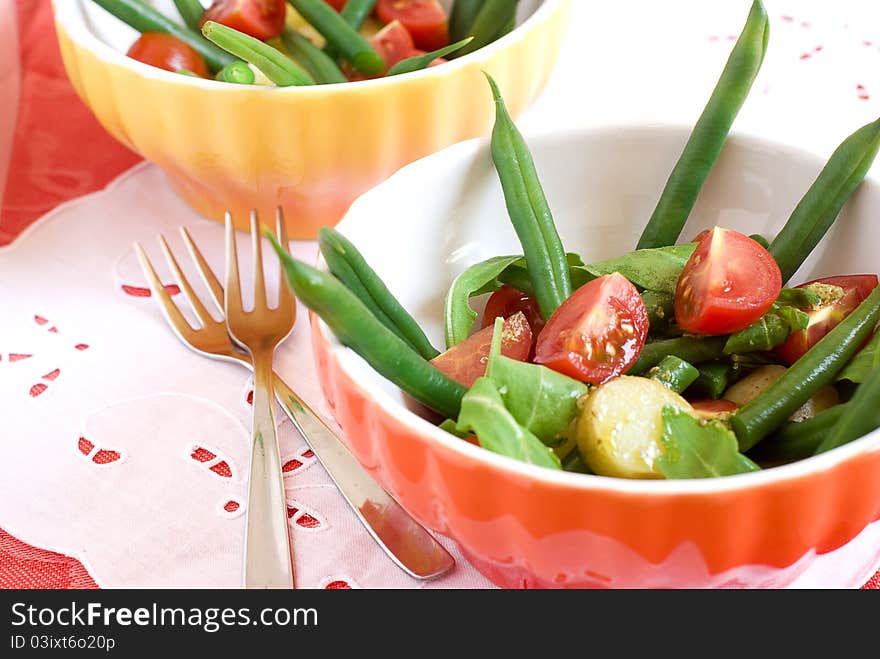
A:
[[572, 243, 697, 294], [439, 418, 475, 440], [444, 255, 523, 348], [656, 406, 760, 479], [456, 377, 562, 469], [837, 331, 880, 383], [386, 37, 474, 75], [484, 318, 588, 443]]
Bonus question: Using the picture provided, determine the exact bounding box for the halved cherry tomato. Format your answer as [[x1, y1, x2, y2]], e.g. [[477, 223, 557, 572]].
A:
[[481, 285, 544, 334], [430, 312, 532, 388], [323, 0, 346, 10], [376, 0, 449, 52], [345, 20, 414, 79], [126, 33, 209, 77], [371, 19, 415, 70], [535, 273, 648, 384], [775, 274, 879, 364], [675, 227, 782, 335], [201, 0, 287, 41]]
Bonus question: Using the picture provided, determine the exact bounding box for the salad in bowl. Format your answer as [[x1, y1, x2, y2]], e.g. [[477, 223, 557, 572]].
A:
[[271, 0, 880, 483]]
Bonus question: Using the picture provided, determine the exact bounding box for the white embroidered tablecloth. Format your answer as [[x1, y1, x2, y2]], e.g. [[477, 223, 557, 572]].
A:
[[2, 0, 880, 589]]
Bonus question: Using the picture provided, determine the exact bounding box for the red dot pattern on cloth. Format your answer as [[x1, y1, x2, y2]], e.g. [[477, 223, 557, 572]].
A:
[[121, 284, 181, 298], [209, 462, 232, 478], [223, 501, 240, 513], [325, 580, 352, 589], [77, 437, 121, 465]]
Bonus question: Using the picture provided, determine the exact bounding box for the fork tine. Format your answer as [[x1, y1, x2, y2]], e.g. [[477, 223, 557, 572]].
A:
[[133, 242, 195, 334], [180, 226, 224, 313], [250, 209, 268, 311], [274, 207, 294, 317], [157, 235, 214, 328], [225, 212, 244, 317]]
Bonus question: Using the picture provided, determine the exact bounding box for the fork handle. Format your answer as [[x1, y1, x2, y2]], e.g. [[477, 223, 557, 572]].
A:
[[244, 353, 295, 589], [273, 375, 456, 580]]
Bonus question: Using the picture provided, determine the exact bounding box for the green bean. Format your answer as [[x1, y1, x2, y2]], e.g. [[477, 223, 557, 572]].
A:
[[777, 287, 821, 310], [648, 356, 700, 393], [324, 0, 377, 58], [89, 0, 236, 72], [215, 61, 255, 84], [287, 0, 385, 75], [815, 364, 880, 454], [268, 233, 466, 418], [176, 69, 200, 77], [732, 285, 880, 450], [281, 28, 347, 84], [173, 0, 204, 31], [456, 0, 519, 58], [750, 404, 847, 463], [318, 228, 439, 360], [723, 311, 790, 354], [689, 361, 731, 399], [487, 74, 572, 319], [630, 336, 727, 375], [202, 21, 314, 86], [768, 118, 880, 283], [386, 38, 474, 76], [636, 0, 768, 249], [450, 0, 483, 41]]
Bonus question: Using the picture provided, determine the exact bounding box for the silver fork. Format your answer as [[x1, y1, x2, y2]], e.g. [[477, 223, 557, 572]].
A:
[[133, 217, 456, 584], [224, 211, 295, 589]]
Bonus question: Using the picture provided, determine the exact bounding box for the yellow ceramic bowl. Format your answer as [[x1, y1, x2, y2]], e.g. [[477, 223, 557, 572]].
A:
[[52, 0, 570, 238]]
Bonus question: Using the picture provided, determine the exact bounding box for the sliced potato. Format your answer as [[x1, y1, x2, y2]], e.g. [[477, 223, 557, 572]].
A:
[[575, 376, 693, 479], [722, 365, 838, 421]]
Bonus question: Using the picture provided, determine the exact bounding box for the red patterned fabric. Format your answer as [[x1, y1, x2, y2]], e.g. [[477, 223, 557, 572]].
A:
[[0, 529, 98, 590], [0, 0, 140, 245], [0, 0, 878, 589]]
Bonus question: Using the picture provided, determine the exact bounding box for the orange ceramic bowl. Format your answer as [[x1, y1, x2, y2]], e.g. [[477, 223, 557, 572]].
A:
[[52, 0, 570, 239], [310, 125, 880, 588]]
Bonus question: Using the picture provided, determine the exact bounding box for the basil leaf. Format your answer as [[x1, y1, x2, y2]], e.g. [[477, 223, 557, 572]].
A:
[[484, 319, 588, 443], [572, 243, 697, 294], [444, 255, 523, 348], [656, 406, 760, 479], [455, 377, 562, 470], [386, 37, 474, 76], [498, 253, 586, 296], [837, 331, 880, 383]]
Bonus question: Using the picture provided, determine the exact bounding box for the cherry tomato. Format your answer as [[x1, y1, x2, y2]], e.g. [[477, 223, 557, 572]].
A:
[[126, 33, 209, 77], [534, 273, 648, 384], [201, 0, 287, 41], [430, 312, 532, 388], [345, 20, 414, 80], [481, 285, 544, 334], [323, 0, 346, 10], [775, 274, 879, 364], [674, 227, 782, 335], [376, 0, 449, 52]]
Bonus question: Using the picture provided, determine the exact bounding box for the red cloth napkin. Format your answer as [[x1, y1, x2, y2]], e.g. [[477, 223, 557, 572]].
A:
[[0, 0, 877, 590]]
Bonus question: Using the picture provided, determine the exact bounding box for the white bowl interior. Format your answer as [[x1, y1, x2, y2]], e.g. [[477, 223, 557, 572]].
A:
[[327, 125, 880, 486], [67, 0, 549, 56]]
